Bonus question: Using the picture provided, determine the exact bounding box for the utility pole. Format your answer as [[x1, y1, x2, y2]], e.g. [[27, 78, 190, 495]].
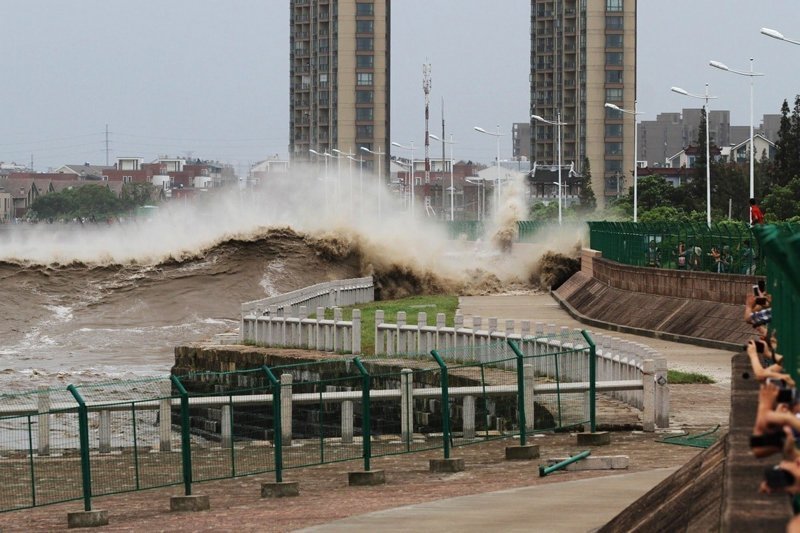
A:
[[441, 97, 446, 216], [105, 124, 110, 166], [423, 62, 431, 189]]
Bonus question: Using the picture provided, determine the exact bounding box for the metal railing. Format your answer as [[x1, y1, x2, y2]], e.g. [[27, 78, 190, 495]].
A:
[[240, 276, 373, 316], [588, 221, 771, 274]]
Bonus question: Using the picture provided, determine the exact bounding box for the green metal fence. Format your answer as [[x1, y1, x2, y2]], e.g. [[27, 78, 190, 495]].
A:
[[0, 331, 597, 514], [752, 224, 800, 381], [443, 220, 550, 243], [588, 221, 768, 274]]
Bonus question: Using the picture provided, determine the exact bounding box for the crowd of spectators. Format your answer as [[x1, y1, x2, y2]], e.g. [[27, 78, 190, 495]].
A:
[[744, 281, 800, 530]]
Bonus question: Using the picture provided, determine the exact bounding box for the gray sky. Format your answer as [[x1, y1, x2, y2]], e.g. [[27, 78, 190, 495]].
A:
[[2, 1, 799, 173]]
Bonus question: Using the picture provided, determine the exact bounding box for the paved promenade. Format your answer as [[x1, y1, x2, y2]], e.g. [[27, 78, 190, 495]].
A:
[[301, 293, 734, 533]]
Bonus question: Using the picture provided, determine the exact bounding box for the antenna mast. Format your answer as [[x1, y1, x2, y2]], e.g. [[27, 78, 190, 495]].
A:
[[423, 63, 431, 186]]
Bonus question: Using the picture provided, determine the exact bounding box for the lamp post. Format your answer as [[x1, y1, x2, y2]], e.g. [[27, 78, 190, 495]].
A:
[[605, 102, 642, 222], [761, 27, 800, 46], [361, 146, 385, 219], [392, 141, 416, 216], [465, 177, 485, 221], [429, 133, 456, 221], [709, 59, 764, 223], [474, 125, 504, 214], [332, 147, 355, 207], [671, 84, 718, 227], [348, 155, 364, 212], [309, 149, 330, 212], [531, 113, 567, 225]]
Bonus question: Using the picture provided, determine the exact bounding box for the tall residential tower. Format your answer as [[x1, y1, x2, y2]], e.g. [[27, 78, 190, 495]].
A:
[[530, 0, 636, 207], [290, 0, 390, 174]]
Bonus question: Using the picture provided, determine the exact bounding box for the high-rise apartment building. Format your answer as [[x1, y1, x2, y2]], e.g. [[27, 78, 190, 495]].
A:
[[530, 0, 636, 206], [290, 0, 390, 175]]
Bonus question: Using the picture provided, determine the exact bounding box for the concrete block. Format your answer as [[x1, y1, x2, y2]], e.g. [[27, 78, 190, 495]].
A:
[[429, 458, 465, 472], [505, 444, 540, 460], [260, 481, 300, 498], [348, 470, 386, 486], [170, 494, 210, 511], [67, 510, 108, 528], [546, 455, 629, 471], [577, 431, 611, 446]]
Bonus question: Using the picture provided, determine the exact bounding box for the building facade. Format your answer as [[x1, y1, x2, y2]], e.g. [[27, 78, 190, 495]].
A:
[[530, 0, 636, 207], [290, 0, 390, 176]]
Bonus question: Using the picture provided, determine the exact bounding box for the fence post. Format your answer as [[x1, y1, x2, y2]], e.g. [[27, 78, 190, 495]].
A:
[[430, 350, 451, 460], [400, 368, 413, 446], [159, 398, 172, 452], [66, 384, 94, 511], [280, 374, 293, 446], [261, 366, 283, 483], [170, 375, 193, 496], [375, 310, 385, 356], [506, 339, 527, 446], [353, 358, 372, 471], [655, 357, 670, 428], [580, 330, 597, 433], [642, 359, 656, 432], [37, 391, 50, 456], [98, 410, 111, 454], [352, 309, 361, 355]]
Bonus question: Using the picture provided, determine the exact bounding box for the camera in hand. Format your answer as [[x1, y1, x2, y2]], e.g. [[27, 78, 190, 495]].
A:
[[755, 297, 768, 306], [766, 378, 797, 403]]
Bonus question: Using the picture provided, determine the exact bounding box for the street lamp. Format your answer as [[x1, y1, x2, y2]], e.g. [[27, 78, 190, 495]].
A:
[[309, 149, 330, 212], [348, 155, 364, 211], [605, 102, 643, 222], [671, 84, 718, 227], [332, 147, 355, 206], [465, 177, 486, 221], [761, 27, 800, 46], [392, 141, 416, 216], [531, 113, 568, 225], [709, 59, 764, 223], [361, 146, 385, 219], [429, 133, 456, 221], [474, 126, 504, 213]]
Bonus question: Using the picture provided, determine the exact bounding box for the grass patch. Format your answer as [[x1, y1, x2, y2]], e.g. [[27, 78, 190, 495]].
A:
[[668, 369, 715, 384], [317, 295, 459, 355]]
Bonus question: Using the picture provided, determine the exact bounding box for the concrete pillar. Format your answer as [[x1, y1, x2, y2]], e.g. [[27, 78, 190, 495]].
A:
[[454, 314, 465, 360], [37, 392, 50, 456], [524, 364, 535, 431], [299, 306, 309, 348], [98, 410, 111, 454], [268, 305, 279, 345], [315, 306, 325, 351], [341, 400, 354, 444], [642, 359, 655, 432], [463, 395, 476, 439], [400, 369, 413, 442], [159, 398, 172, 452], [417, 312, 427, 355], [521, 320, 531, 339], [281, 373, 293, 445], [397, 312, 407, 354], [220, 405, 232, 448], [375, 310, 385, 356], [655, 357, 670, 428], [333, 308, 343, 352], [436, 313, 446, 350], [352, 309, 361, 355]]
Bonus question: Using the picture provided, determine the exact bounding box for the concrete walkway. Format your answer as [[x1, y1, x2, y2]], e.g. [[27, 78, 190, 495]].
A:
[[459, 293, 735, 385], [300, 468, 678, 533]]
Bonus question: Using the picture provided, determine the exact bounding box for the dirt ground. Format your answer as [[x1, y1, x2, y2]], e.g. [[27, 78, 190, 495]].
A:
[[0, 385, 724, 532]]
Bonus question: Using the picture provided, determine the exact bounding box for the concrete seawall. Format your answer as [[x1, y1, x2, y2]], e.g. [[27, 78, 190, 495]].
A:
[[554, 250, 757, 350]]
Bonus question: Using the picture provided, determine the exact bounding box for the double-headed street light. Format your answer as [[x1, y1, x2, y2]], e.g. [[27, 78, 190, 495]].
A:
[[531, 113, 567, 225], [473, 126, 504, 212], [709, 59, 764, 223], [332, 148, 355, 205], [392, 141, 416, 216], [671, 84, 718, 227], [605, 102, 642, 222], [360, 146, 385, 219], [309, 149, 331, 211], [761, 27, 800, 46], [429, 133, 456, 221]]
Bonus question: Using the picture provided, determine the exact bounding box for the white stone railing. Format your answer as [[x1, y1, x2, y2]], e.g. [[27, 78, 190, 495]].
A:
[[240, 276, 374, 317], [241, 306, 362, 354], [373, 312, 669, 430]]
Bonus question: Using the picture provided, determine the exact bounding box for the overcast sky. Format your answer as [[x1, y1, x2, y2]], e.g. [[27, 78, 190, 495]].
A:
[[2, 1, 800, 172]]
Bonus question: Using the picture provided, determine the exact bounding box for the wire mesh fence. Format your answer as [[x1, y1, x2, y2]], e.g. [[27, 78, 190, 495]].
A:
[[588, 221, 768, 274], [0, 331, 599, 514]]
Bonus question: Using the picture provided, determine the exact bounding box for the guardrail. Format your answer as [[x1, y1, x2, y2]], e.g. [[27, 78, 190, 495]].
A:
[[240, 276, 373, 316], [241, 306, 361, 354]]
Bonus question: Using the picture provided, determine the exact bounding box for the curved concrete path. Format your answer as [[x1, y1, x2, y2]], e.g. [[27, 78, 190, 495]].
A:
[[299, 468, 678, 533], [301, 293, 731, 533]]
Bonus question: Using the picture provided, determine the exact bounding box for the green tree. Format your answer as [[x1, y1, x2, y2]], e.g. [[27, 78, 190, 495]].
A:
[[120, 182, 156, 208], [773, 98, 799, 187], [576, 157, 596, 213], [762, 177, 800, 221]]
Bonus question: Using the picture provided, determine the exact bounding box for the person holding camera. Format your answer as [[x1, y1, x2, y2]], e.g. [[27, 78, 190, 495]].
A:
[[744, 286, 772, 328], [751, 381, 800, 458], [745, 339, 793, 387]]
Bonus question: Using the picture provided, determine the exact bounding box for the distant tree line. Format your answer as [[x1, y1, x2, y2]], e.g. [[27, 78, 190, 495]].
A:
[[29, 182, 157, 221]]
